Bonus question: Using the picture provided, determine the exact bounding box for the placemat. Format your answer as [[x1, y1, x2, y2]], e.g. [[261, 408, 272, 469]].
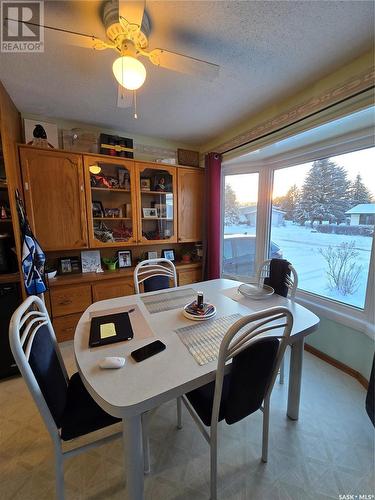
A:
[[141, 287, 197, 314], [175, 313, 242, 366]]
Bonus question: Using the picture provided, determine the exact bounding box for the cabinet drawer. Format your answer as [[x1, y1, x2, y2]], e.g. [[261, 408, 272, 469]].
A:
[[53, 313, 81, 343], [50, 284, 92, 317], [92, 278, 134, 302], [178, 269, 202, 286]]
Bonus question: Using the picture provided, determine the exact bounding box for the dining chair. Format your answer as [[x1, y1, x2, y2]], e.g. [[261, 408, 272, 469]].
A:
[[133, 257, 178, 471], [134, 257, 177, 294], [8, 295, 148, 500], [256, 258, 298, 384], [177, 307, 293, 500]]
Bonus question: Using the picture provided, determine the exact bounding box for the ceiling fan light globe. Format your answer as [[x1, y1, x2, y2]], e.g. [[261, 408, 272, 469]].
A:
[[112, 56, 146, 91]]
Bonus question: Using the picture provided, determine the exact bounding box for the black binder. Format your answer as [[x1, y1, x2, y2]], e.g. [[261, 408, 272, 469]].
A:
[[89, 312, 134, 348]]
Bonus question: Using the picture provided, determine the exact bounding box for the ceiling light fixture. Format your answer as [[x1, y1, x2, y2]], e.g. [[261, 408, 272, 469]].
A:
[[112, 55, 146, 91]]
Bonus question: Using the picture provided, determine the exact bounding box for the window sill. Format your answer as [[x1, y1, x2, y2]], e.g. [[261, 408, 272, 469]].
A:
[[295, 290, 374, 339]]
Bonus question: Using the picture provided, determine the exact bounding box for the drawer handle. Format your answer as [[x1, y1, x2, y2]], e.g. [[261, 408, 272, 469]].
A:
[[60, 299, 72, 305]]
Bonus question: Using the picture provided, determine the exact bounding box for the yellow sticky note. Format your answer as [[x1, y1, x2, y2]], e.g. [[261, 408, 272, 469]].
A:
[[100, 322, 117, 339]]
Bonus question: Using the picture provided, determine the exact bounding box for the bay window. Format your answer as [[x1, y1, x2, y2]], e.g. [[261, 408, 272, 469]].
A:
[[221, 106, 375, 332]]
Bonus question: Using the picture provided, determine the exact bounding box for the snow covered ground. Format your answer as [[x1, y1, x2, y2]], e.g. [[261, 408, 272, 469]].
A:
[[224, 221, 373, 308]]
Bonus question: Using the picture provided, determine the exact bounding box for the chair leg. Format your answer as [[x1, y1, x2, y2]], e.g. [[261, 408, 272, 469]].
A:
[[177, 397, 183, 430], [54, 444, 65, 500], [262, 396, 270, 463], [279, 357, 285, 384], [141, 412, 151, 474], [210, 425, 218, 500]]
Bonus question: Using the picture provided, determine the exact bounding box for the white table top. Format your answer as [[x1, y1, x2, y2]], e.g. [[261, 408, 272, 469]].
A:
[[74, 279, 319, 418]]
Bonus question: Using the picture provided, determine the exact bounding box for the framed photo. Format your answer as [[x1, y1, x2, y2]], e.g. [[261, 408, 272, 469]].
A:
[[58, 257, 81, 274], [81, 250, 102, 273], [104, 207, 120, 218], [162, 249, 175, 261], [140, 178, 151, 191], [147, 251, 158, 260], [143, 208, 158, 218], [118, 250, 132, 268], [154, 203, 166, 218], [24, 119, 59, 148], [92, 200, 104, 218]]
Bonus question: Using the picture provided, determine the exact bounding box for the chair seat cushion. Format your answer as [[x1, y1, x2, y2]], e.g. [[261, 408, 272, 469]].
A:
[[186, 375, 230, 426], [60, 373, 120, 441]]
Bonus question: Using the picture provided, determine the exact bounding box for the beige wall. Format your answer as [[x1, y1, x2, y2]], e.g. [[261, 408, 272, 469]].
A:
[[21, 112, 197, 162]]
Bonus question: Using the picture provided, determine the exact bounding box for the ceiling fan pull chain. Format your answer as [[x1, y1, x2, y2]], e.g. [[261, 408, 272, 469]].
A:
[[134, 90, 138, 119]]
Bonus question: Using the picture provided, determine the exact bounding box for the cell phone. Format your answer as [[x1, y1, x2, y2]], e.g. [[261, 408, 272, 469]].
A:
[[131, 340, 166, 362]]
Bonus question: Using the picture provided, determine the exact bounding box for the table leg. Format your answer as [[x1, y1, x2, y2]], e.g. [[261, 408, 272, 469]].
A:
[[123, 415, 144, 500], [287, 337, 304, 420]]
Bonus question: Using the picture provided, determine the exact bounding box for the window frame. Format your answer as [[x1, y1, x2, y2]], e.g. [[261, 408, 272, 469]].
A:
[[221, 124, 375, 338]]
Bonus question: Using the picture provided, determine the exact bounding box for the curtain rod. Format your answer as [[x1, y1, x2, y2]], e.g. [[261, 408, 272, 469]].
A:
[[221, 85, 375, 156]]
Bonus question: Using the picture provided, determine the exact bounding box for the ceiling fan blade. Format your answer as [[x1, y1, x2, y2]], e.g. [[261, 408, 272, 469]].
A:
[[5, 16, 110, 50], [117, 85, 133, 108], [149, 49, 219, 80], [119, 0, 145, 29]]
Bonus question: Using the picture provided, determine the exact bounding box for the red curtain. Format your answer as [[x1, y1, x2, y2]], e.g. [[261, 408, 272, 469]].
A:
[[203, 152, 222, 280]]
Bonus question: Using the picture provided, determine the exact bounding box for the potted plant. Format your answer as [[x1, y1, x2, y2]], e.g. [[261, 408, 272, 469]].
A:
[[102, 257, 117, 271], [181, 250, 192, 263]]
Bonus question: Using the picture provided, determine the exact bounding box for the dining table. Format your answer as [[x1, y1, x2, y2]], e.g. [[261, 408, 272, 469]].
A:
[[74, 278, 320, 500]]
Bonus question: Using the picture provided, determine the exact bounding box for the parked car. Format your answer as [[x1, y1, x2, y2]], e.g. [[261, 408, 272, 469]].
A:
[[223, 234, 282, 277]]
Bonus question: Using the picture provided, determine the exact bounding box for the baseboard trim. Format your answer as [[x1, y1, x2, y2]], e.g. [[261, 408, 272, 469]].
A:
[[304, 343, 369, 390]]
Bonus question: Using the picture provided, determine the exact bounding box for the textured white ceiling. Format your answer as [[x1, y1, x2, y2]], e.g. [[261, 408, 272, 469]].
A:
[[0, 1, 373, 146]]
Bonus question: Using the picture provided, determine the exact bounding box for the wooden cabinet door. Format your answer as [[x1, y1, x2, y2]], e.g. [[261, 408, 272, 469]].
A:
[[135, 162, 177, 245], [177, 167, 204, 242], [20, 147, 88, 251], [92, 278, 134, 302], [83, 155, 138, 248]]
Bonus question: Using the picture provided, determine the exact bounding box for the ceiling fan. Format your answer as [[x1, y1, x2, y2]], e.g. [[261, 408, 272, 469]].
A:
[[7, 0, 220, 116]]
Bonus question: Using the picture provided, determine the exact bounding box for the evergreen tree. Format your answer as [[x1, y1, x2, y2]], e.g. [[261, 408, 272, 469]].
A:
[[349, 174, 372, 206], [224, 184, 240, 225], [295, 159, 350, 225], [273, 184, 300, 220]]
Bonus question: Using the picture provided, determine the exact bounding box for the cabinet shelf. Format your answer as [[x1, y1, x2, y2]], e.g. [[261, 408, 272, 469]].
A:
[[142, 217, 173, 221], [140, 190, 173, 195], [91, 187, 130, 193], [93, 217, 131, 221], [0, 218, 11, 223]]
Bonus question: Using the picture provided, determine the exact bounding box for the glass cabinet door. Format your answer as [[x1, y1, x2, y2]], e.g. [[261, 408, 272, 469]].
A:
[[136, 163, 177, 244], [84, 156, 137, 247]]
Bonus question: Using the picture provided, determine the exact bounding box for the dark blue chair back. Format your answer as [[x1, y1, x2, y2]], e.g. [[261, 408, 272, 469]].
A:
[[225, 337, 279, 424], [28, 324, 68, 427], [143, 275, 170, 292]]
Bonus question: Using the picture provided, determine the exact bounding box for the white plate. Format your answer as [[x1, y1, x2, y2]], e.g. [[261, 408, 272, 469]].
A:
[[183, 305, 217, 321], [238, 283, 274, 300]]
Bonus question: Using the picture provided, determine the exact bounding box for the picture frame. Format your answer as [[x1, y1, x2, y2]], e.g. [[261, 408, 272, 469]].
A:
[[92, 200, 104, 218], [147, 251, 158, 260], [24, 119, 59, 148], [140, 178, 151, 191], [104, 207, 121, 218], [161, 249, 175, 261], [118, 250, 132, 268], [143, 208, 158, 218], [58, 257, 81, 274], [81, 250, 102, 273]]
